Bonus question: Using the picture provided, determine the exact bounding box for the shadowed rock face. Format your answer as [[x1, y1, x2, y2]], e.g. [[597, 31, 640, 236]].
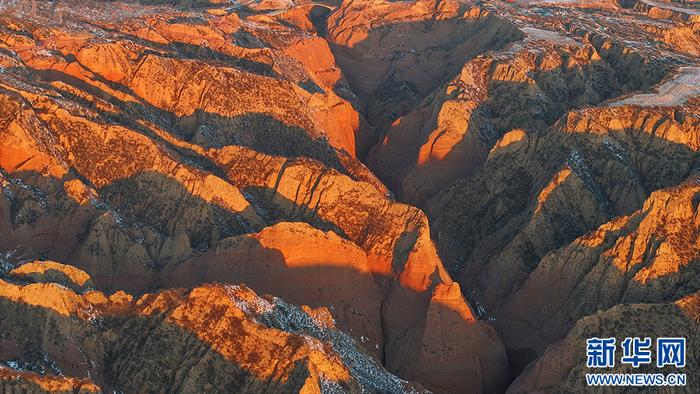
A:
[[0, 268, 427, 393], [0, 1, 504, 393], [1, 0, 699, 393], [327, 0, 524, 149], [496, 176, 700, 373], [0, 368, 100, 394], [508, 290, 700, 393]]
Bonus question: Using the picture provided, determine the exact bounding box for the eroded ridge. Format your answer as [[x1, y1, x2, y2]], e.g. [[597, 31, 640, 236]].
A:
[[0, 0, 699, 393]]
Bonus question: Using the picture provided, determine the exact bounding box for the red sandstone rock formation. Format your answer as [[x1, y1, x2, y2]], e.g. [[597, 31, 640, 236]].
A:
[[1, 0, 699, 393]]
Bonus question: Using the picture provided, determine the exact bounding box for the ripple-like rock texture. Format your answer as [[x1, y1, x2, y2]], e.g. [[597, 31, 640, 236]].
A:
[[0, 0, 699, 393]]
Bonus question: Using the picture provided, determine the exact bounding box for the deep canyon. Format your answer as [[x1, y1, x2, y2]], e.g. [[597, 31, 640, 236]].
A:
[[0, 0, 699, 393]]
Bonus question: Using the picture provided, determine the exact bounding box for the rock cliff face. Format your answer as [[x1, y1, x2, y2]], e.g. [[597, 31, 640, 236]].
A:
[[0, 0, 699, 393], [0, 1, 505, 393], [327, 0, 523, 152], [508, 290, 700, 393], [497, 176, 700, 363], [0, 266, 426, 393]]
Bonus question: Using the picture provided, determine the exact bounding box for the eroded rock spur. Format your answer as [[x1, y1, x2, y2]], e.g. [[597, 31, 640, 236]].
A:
[[0, 0, 698, 393]]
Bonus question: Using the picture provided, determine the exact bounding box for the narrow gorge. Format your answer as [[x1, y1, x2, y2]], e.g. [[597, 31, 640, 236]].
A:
[[0, 0, 699, 393]]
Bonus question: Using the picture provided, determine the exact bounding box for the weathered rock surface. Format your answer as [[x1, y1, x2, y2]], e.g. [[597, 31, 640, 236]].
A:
[[498, 176, 700, 368], [0, 1, 507, 393], [8, 260, 94, 293], [368, 1, 675, 205], [328, 0, 523, 150], [508, 290, 700, 393], [0, 367, 100, 394], [1, 0, 700, 393], [0, 268, 426, 393]]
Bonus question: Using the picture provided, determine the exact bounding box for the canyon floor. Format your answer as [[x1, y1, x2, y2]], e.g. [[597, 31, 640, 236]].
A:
[[0, 0, 699, 393]]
